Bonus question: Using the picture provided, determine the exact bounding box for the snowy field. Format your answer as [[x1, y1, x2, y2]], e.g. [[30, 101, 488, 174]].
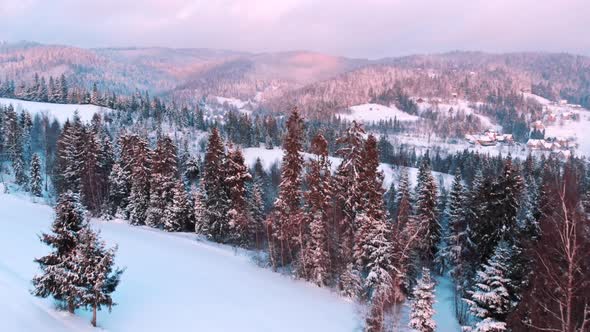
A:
[[0, 191, 361, 331], [0, 98, 112, 123], [338, 103, 420, 123]]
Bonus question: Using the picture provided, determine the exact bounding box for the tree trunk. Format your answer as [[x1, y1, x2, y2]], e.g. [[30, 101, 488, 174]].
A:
[[67, 300, 75, 314], [91, 303, 97, 327]]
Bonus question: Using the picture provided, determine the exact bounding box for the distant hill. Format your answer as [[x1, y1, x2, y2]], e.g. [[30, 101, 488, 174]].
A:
[[1, 42, 589, 116]]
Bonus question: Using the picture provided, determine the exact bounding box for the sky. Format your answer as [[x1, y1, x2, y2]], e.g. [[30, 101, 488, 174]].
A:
[[0, 0, 588, 59]]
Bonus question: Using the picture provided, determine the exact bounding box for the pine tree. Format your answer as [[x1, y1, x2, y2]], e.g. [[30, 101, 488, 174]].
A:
[[163, 181, 194, 232], [32, 192, 87, 313], [203, 127, 230, 241], [126, 136, 151, 226], [146, 136, 178, 228], [30, 153, 43, 196], [409, 268, 437, 332], [107, 162, 129, 217], [333, 121, 366, 277], [268, 110, 304, 268], [74, 227, 123, 327], [302, 133, 333, 285], [193, 184, 206, 234], [184, 155, 200, 187], [225, 147, 252, 246], [249, 183, 266, 249], [414, 154, 440, 266], [354, 213, 393, 294], [444, 170, 470, 322], [465, 242, 512, 332]]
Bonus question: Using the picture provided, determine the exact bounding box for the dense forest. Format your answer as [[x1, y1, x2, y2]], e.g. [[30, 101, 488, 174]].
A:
[[1, 82, 589, 331]]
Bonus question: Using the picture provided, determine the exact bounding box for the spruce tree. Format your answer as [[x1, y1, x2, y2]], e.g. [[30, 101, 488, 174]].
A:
[[333, 121, 366, 278], [203, 127, 230, 241], [32, 192, 87, 313], [268, 110, 304, 268], [465, 242, 512, 332], [107, 162, 129, 218], [127, 136, 151, 226], [30, 153, 43, 196], [163, 181, 193, 232], [249, 183, 266, 249], [74, 227, 123, 327], [146, 136, 178, 228], [193, 184, 206, 234], [302, 133, 333, 285], [225, 147, 252, 246], [414, 154, 440, 266], [409, 268, 437, 332]]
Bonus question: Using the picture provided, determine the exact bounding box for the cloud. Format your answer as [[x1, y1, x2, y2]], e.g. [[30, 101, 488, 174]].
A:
[[0, 0, 588, 58]]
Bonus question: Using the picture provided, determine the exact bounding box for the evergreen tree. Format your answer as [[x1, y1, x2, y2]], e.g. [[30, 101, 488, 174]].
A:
[[163, 181, 194, 232], [302, 133, 333, 285], [32, 192, 87, 313], [225, 147, 252, 245], [465, 242, 512, 332], [74, 227, 123, 327], [30, 153, 43, 196], [193, 184, 206, 234], [409, 268, 437, 332], [107, 162, 129, 217], [268, 110, 304, 268], [146, 136, 178, 228], [249, 183, 266, 249], [127, 136, 151, 226], [203, 128, 230, 241], [414, 154, 440, 266], [444, 170, 470, 322], [333, 121, 366, 280], [184, 155, 200, 187]]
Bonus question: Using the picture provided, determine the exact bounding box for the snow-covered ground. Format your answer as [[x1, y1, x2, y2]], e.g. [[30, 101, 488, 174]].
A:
[[433, 277, 462, 332], [242, 147, 454, 190], [338, 103, 420, 123], [0, 191, 361, 331], [0, 98, 113, 123], [522, 92, 590, 157], [416, 98, 497, 130]]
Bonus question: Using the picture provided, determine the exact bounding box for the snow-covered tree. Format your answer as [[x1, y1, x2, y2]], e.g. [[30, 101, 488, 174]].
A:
[[333, 121, 366, 275], [74, 227, 123, 327], [465, 242, 512, 332], [409, 268, 436, 332], [193, 184, 206, 234], [163, 181, 194, 232], [414, 153, 440, 266], [184, 155, 200, 187], [225, 147, 252, 246], [268, 110, 304, 268], [146, 136, 178, 228], [249, 182, 266, 249], [32, 192, 87, 313], [302, 133, 333, 285], [354, 213, 393, 294], [203, 127, 230, 241], [30, 153, 43, 196], [126, 136, 151, 226], [107, 162, 129, 218]]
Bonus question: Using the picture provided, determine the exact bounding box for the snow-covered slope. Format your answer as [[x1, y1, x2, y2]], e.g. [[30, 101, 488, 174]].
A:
[[339, 103, 419, 123], [0, 192, 359, 331], [0, 98, 112, 123]]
